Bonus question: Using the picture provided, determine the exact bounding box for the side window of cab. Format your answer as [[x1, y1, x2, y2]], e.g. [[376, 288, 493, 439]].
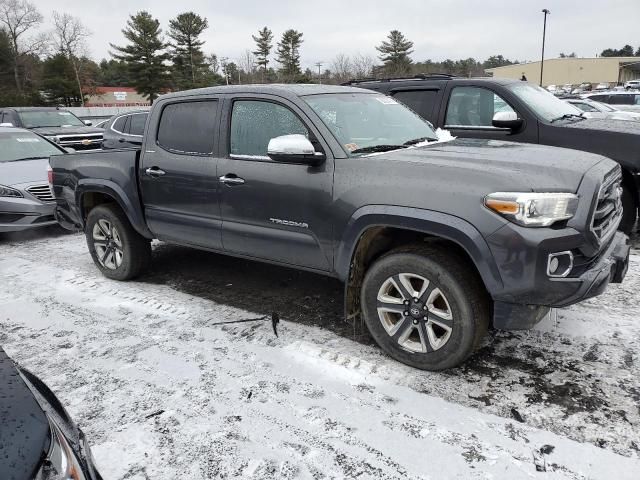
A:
[[445, 86, 516, 127]]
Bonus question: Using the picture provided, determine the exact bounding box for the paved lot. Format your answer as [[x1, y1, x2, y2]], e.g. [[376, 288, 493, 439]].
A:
[[1, 227, 639, 479]]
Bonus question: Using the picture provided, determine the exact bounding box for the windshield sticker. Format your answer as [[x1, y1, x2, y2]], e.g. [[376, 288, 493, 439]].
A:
[[58, 111, 72, 116], [376, 97, 399, 105], [16, 137, 40, 143], [344, 143, 359, 152]]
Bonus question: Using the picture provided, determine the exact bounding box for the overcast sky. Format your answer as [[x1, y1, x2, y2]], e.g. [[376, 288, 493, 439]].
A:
[[33, 0, 640, 70]]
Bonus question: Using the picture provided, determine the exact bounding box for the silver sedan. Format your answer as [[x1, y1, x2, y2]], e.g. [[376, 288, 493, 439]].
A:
[[0, 127, 67, 232]]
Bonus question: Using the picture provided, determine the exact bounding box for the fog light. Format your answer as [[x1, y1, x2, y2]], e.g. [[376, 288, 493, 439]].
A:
[[547, 251, 573, 278]]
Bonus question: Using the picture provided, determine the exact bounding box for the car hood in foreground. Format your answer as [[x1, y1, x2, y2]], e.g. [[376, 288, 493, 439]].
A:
[[370, 138, 607, 192], [0, 347, 49, 480], [1, 157, 49, 186], [29, 126, 104, 137]]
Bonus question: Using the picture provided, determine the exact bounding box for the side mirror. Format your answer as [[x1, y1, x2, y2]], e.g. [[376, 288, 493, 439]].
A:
[[267, 134, 325, 166], [0, 122, 14, 127], [84, 120, 93, 126], [492, 111, 523, 131]]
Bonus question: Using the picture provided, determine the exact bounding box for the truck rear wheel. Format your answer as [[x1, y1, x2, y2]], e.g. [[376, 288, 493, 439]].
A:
[[360, 245, 489, 371], [85, 204, 151, 281]]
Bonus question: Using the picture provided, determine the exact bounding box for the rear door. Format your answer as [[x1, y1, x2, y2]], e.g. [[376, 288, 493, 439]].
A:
[[217, 94, 334, 271], [389, 87, 443, 125], [140, 96, 223, 249], [439, 84, 538, 143]]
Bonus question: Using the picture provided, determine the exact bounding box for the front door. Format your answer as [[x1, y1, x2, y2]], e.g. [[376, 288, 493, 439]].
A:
[[218, 95, 334, 271], [140, 98, 223, 249]]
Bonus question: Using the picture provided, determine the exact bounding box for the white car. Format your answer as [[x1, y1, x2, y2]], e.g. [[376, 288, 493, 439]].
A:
[[582, 90, 640, 113], [594, 82, 610, 91], [564, 98, 640, 121], [624, 80, 640, 90]]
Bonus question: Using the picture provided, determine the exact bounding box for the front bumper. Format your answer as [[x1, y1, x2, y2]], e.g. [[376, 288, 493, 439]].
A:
[[0, 196, 56, 232], [487, 225, 629, 329]]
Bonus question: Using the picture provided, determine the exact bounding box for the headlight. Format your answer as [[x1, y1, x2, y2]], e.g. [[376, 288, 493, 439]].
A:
[[36, 417, 86, 480], [0, 184, 23, 197], [484, 192, 579, 227], [46, 135, 60, 144]]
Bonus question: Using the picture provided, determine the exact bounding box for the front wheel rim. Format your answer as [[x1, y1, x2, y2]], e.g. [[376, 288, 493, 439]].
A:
[[92, 219, 124, 270], [376, 273, 453, 353]]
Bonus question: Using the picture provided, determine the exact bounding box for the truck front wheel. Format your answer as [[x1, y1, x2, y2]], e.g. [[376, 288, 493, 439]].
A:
[[360, 245, 489, 370], [85, 204, 151, 281]]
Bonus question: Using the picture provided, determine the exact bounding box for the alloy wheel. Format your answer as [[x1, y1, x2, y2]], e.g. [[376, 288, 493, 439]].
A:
[[92, 219, 124, 270]]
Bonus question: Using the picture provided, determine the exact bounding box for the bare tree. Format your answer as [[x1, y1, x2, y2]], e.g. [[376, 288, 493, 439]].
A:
[[0, 0, 48, 92], [240, 49, 256, 82], [330, 53, 353, 83], [352, 53, 375, 79], [52, 11, 90, 106]]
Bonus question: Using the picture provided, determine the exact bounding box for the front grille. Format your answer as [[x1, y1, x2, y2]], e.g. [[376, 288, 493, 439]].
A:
[[57, 134, 103, 149], [26, 184, 55, 202], [591, 167, 623, 243]]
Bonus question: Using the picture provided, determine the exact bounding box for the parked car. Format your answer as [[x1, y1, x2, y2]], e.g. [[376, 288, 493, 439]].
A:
[[0, 127, 68, 232], [582, 91, 640, 113], [624, 80, 640, 90], [564, 98, 640, 121], [101, 110, 148, 149], [350, 75, 640, 233], [594, 83, 610, 91], [0, 346, 103, 479], [50, 84, 629, 371], [0, 107, 103, 150]]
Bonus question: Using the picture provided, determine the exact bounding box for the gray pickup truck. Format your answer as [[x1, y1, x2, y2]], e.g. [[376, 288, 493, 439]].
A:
[[50, 84, 630, 370]]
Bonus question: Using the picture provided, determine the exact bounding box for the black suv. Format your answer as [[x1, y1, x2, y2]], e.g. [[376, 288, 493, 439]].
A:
[[349, 75, 640, 233], [0, 107, 103, 150], [101, 110, 149, 149]]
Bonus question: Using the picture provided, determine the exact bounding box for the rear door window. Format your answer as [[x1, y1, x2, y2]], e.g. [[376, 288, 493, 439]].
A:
[[609, 95, 633, 105], [157, 101, 218, 155], [392, 90, 439, 122], [129, 114, 147, 136], [229, 100, 308, 158]]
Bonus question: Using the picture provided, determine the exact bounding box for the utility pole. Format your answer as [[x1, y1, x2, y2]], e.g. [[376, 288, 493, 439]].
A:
[[315, 61, 323, 84], [540, 8, 550, 87]]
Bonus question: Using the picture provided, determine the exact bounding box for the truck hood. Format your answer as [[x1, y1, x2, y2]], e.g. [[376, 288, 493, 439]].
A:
[[372, 138, 606, 192], [0, 347, 50, 480], [1, 158, 49, 186], [564, 117, 640, 136], [30, 126, 104, 136]]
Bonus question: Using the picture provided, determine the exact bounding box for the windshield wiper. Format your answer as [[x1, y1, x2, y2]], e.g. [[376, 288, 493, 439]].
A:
[[403, 136, 438, 146], [351, 144, 408, 154], [550, 113, 585, 123]]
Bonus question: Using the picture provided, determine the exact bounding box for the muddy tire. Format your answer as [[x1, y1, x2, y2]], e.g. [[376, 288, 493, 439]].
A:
[[620, 185, 637, 235], [85, 204, 151, 281], [361, 244, 490, 371]]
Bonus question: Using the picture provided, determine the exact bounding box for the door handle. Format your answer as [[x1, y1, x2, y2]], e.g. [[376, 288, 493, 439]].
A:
[[219, 174, 245, 186], [118, 138, 126, 142], [145, 167, 166, 177]]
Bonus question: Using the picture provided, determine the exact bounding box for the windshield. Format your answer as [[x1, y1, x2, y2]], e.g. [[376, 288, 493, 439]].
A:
[[303, 93, 438, 155], [0, 131, 63, 162], [18, 110, 86, 128], [507, 83, 583, 122]]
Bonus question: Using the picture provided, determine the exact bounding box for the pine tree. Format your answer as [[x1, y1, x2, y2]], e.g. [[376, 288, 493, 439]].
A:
[[252, 26, 273, 81], [168, 12, 209, 89], [376, 30, 414, 75], [110, 11, 169, 103], [276, 29, 303, 82]]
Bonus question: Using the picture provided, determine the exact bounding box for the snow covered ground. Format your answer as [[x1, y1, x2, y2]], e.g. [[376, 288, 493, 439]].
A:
[[1, 229, 639, 479]]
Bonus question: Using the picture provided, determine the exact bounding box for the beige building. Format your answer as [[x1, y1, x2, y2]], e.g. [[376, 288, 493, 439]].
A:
[[485, 57, 640, 87]]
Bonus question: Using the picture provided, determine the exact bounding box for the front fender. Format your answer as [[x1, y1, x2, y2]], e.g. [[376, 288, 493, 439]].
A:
[[335, 205, 503, 295], [76, 179, 153, 239]]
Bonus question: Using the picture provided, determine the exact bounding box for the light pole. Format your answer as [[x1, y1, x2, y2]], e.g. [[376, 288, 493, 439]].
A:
[[315, 61, 323, 84], [540, 8, 550, 87]]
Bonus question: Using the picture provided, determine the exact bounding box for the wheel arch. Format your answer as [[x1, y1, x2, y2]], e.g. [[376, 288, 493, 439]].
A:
[[77, 180, 153, 239], [336, 206, 503, 323]]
